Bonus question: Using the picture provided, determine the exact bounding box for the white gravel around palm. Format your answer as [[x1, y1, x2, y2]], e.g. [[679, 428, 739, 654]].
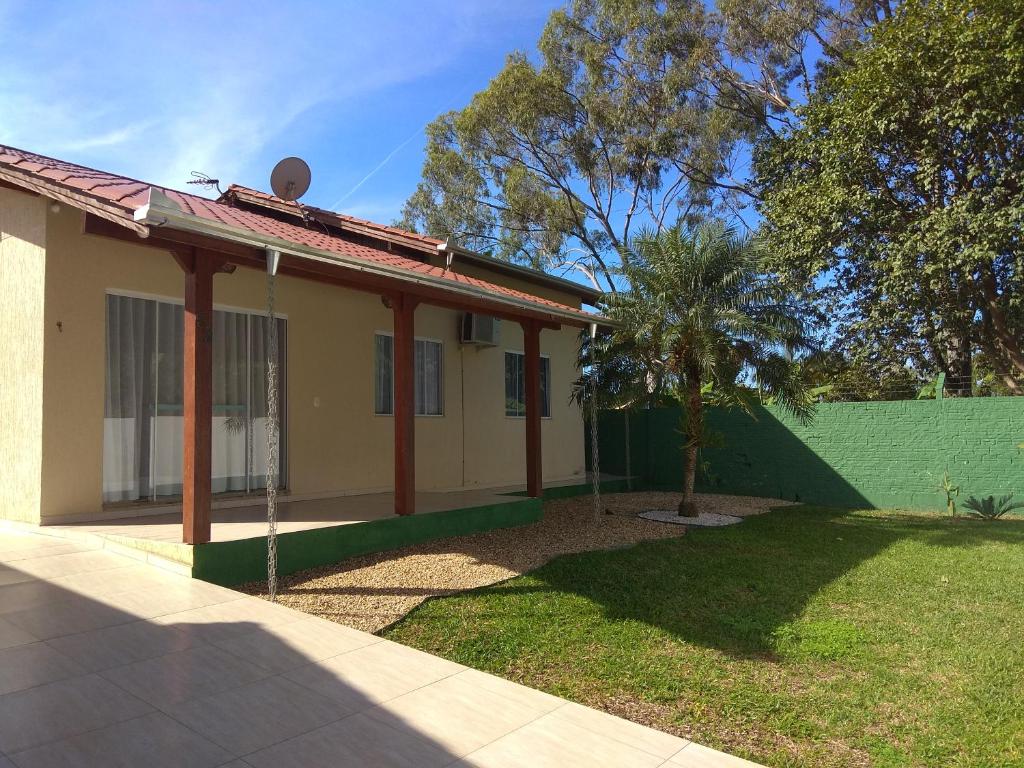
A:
[[242, 491, 792, 633], [639, 510, 744, 526]]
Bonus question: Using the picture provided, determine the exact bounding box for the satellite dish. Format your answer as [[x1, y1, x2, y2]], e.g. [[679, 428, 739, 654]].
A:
[[270, 156, 311, 202]]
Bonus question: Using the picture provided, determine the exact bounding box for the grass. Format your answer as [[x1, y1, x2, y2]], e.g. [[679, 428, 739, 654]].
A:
[[385, 506, 1024, 767]]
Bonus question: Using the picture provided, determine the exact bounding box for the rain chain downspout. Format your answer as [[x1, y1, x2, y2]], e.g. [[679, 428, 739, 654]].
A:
[[265, 248, 281, 601]]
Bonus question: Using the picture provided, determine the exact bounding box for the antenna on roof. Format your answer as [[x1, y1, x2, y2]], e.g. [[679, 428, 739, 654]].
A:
[[270, 157, 311, 202], [187, 171, 223, 196]]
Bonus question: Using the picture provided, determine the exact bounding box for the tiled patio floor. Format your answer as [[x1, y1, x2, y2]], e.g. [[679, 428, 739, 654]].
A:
[[57, 488, 525, 544], [0, 528, 762, 767]]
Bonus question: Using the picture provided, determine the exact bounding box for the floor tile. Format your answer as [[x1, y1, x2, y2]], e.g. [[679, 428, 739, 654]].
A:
[[243, 712, 453, 768], [12, 550, 127, 580], [551, 701, 689, 759], [365, 669, 546, 756], [153, 597, 302, 645], [0, 674, 152, 754], [451, 668, 565, 714], [0, 540, 91, 563], [0, 566, 36, 588], [100, 644, 270, 708], [0, 581, 67, 616], [11, 712, 232, 765], [212, 616, 378, 674], [461, 709, 665, 768], [50, 564, 185, 597], [667, 742, 764, 767], [164, 675, 350, 756], [99, 581, 242, 620], [45, 619, 199, 673], [284, 638, 463, 710], [2, 596, 134, 640], [9, 711, 232, 768], [0, 642, 84, 695], [0, 617, 37, 652]]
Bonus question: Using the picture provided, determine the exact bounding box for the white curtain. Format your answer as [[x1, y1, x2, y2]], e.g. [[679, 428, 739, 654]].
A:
[[375, 334, 442, 416], [415, 339, 442, 415], [103, 296, 157, 502], [103, 294, 285, 503]]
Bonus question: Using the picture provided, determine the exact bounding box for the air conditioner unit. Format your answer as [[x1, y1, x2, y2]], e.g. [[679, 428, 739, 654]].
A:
[[459, 313, 500, 346]]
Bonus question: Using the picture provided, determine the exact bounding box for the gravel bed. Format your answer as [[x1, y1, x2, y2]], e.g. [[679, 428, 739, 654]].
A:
[[240, 491, 792, 633]]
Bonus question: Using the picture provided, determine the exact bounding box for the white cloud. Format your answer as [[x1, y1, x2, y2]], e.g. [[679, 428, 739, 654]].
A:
[[0, 0, 552, 194]]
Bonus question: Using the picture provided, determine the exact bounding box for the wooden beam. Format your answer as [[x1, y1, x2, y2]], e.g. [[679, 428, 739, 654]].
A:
[[276, 254, 566, 329], [0, 178, 39, 196], [392, 292, 419, 516], [0, 169, 149, 236], [522, 320, 543, 498], [82, 215, 239, 273], [182, 248, 214, 544]]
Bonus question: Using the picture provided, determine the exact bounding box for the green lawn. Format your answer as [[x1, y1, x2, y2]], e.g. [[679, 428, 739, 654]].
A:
[[385, 506, 1024, 767]]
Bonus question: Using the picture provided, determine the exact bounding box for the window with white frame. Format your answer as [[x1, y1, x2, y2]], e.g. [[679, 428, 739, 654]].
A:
[[374, 333, 443, 416], [505, 351, 550, 418]]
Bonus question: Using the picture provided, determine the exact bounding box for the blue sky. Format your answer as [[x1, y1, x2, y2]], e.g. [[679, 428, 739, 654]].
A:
[[0, 0, 560, 224]]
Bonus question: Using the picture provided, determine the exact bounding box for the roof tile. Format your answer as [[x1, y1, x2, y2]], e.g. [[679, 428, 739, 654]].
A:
[[0, 144, 594, 321]]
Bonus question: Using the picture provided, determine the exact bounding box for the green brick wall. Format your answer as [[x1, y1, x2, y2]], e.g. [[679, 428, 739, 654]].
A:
[[591, 398, 1023, 510]]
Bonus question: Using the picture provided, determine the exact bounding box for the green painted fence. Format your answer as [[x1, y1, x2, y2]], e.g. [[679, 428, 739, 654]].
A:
[[590, 398, 1023, 510]]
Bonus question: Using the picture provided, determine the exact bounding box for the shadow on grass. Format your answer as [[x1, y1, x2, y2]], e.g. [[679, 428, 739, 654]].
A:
[[482, 506, 1024, 659]]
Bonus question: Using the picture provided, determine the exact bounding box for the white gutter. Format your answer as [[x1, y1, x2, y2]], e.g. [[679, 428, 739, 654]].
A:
[[134, 188, 605, 327]]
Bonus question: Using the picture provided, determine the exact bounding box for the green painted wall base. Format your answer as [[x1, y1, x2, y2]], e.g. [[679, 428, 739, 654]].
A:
[[192, 496, 543, 587]]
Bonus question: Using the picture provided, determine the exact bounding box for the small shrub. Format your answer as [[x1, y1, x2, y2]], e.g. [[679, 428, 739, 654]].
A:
[[963, 494, 1024, 521], [937, 471, 960, 518]]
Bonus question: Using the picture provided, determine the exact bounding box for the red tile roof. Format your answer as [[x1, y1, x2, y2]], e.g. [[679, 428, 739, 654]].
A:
[[0, 145, 597, 323], [223, 184, 444, 248]]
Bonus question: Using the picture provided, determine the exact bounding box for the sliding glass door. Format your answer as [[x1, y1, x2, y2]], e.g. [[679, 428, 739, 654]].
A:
[[103, 293, 286, 503]]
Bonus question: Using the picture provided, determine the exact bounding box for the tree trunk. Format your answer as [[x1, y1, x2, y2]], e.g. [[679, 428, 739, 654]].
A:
[[980, 267, 1024, 377], [678, 367, 702, 518], [679, 441, 699, 517]]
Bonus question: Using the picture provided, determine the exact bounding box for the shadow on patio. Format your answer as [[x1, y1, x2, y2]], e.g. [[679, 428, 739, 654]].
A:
[[0, 535, 478, 766]]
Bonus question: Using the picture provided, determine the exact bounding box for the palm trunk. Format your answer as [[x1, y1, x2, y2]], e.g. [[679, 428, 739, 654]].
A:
[[678, 368, 702, 517]]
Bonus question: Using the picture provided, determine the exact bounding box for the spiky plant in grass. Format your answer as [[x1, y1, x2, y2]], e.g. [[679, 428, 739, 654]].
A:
[[963, 494, 1024, 521], [938, 471, 961, 519], [606, 221, 815, 517]]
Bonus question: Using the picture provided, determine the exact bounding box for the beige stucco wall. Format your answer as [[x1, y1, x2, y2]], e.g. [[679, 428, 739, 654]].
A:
[[30, 205, 585, 522], [0, 189, 48, 523]]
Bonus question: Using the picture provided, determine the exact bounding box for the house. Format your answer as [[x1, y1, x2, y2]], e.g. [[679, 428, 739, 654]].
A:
[[0, 145, 603, 571]]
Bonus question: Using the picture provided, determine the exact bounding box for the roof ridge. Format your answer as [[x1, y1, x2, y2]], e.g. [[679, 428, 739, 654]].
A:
[[224, 183, 442, 245]]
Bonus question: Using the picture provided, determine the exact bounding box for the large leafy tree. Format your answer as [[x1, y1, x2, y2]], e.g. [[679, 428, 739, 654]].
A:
[[399, 0, 870, 292], [756, 0, 1024, 393], [607, 221, 814, 516]]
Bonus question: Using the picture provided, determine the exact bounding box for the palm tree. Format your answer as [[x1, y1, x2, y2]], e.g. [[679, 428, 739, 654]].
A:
[[607, 221, 815, 517]]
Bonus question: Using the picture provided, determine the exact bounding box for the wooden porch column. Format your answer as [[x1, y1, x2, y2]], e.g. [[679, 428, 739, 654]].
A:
[[521, 319, 543, 498], [392, 293, 419, 516], [182, 249, 214, 544]]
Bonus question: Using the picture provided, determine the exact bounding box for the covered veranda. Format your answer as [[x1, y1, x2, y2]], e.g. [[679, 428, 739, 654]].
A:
[[79, 188, 599, 547]]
